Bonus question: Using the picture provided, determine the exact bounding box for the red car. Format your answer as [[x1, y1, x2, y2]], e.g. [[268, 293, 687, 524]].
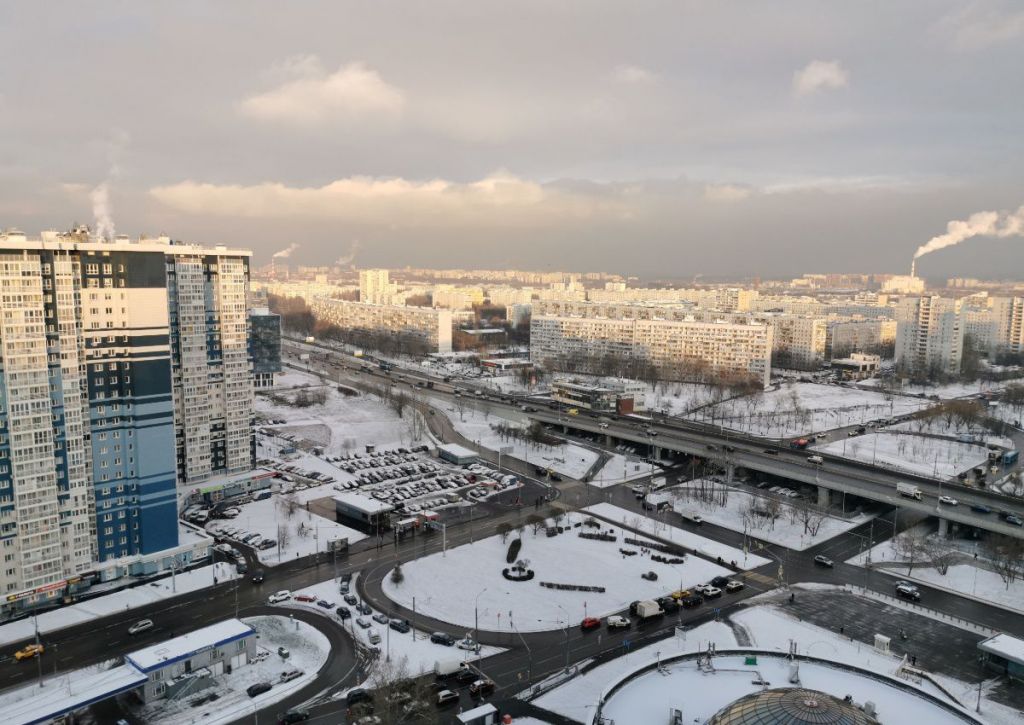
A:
[[580, 617, 601, 631], [294, 594, 317, 603]]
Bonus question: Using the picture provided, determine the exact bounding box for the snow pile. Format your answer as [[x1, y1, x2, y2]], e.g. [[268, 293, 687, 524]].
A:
[[381, 512, 732, 633]]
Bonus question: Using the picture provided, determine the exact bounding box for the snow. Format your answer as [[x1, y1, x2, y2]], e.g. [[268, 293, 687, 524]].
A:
[[275, 576, 503, 678], [2, 663, 146, 725], [582, 502, 771, 568], [139, 615, 330, 725], [381, 512, 732, 633], [813, 431, 989, 477], [665, 479, 872, 551], [685, 382, 929, 438], [890, 418, 1014, 449], [0, 562, 238, 648], [587, 453, 659, 488], [978, 633, 1024, 665], [126, 619, 254, 671], [860, 378, 1005, 400], [443, 402, 600, 479], [206, 494, 367, 567]]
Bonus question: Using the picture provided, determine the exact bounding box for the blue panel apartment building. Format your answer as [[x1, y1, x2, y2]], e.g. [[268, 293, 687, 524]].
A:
[[0, 227, 253, 612]]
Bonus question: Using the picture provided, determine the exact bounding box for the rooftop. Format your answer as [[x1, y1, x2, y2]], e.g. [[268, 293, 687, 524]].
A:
[[125, 619, 254, 673], [2, 664, 147, 725], [332, 492, 395, 514], [978, 632, 1024, 666]]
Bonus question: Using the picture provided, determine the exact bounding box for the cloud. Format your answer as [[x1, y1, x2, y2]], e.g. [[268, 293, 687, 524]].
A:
[[792, 60, 849, 96], [935, 3, 1024, 51], [610, 64, 657, 85], [239, 59, 405, 125], [150, 173, 624, 228], [703, 183, 753, 202]]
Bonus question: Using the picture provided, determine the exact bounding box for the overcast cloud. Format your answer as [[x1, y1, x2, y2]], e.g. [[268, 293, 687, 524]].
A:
[[1, 1, 1022, 279]]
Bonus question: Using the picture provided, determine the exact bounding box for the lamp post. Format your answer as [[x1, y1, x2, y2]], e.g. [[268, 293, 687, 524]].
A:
[[555, 604, 571, 671], [474, 588, 488, 650]]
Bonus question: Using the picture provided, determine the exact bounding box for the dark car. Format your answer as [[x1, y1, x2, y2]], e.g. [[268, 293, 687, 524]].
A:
[[762, 449, 779, 456], [247, 682, 273, 697], [813, 555, 834, 568], [389, 618, 411, 633], [971, 504, 992, 514], [455, 667, 477, 684], [681, 595, 704, 609], [549, 473, 563, 482], [895, 583, 921, 601], [469, 678, 496, 697], [277, 709, 310, 723], [250, 569, 265, 584], [336, 606, 351, 620], [429, 632, 455, 646], [629, 600, 641, 616], [534, 466, 547, 476], [346, 688, 372, 706], [344, 593, 359, 605], [357, 602, 372, 615], [710, 576, 731, 588], [656, 597, 680, 614]]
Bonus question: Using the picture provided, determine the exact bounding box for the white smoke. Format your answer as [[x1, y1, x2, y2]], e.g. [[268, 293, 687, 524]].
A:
[[90, 182, 115, 240], [334, 240, 361, 266], [914, 204, 1024, 260], [272, 243, 300, 259]]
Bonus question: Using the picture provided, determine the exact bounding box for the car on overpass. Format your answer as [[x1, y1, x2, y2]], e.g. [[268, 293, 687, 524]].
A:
[[938, 496, 959, 506]]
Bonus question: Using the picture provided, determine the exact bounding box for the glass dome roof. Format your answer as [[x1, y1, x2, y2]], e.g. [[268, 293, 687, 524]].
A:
[[706, 687, 880, 725]]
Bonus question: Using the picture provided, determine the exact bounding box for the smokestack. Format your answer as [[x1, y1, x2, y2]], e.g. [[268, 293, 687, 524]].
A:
[[910, 259, 916, 279]]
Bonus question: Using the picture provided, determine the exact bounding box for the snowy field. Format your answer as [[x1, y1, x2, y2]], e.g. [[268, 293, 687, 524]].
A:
[[891, 418, 1014, 449], [583, 502, 771, 568], [685, 382, 930, 438], [813, 431, 989, 477], [848, 537, 1024, 615], [207, 496, 367, 567], [860, 378, 1005, 400], [140, 615, 329, 725], [664, 479, 870, 551], [0, 562, 237, 648], [587, 453, 658, 488], [257, 369, 426, 451], [442, 402, 600, 480], [275, 576, 503, 679], [382, 512, 731, 633]]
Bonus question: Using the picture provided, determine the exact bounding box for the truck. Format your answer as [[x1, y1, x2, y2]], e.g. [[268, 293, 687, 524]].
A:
[[304, 336, 315, 344], [434, 658, 466, 678], [353, 349, 364, 358], [896, 481, 922, 500], [635, 600, 664, 620], [642, 493, 673, 512]]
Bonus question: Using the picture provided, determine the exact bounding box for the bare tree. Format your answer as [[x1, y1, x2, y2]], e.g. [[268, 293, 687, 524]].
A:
[[983, 534, 1024, 590], [526, 513, 546, 535], [921, 536, 957, 576], [277, 522, 291, 551], [799, 506, 826, 537], [365, 655, 440, 724], [496, 522, 513, 543], [893, 530, 929, 574]]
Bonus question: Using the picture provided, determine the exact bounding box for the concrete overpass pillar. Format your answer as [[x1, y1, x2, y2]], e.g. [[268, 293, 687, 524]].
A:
[[817, 486, 831, 508], [726, 464, 735, 484], [562, 424, 569, 434], [938, 517, 949, 537], [652, 445, 662, 461], [605, 434, 613, 447]]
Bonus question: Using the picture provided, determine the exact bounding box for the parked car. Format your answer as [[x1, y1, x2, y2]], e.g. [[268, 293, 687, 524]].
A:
[[14, 643, 44, 661], [813, 555, 834, 568], [277, 646, 290, 659], [681, 596, 703, 609], [430, 632, 456, 646], [279, 669, 304, 683], [277, 709, 310, 724], [247, 682, 273, 697], [389, 618, 411, 633], [710, 576, 731, 588], [703, 586, 722, 598], [435, 689, 460, 707], [372, 612, 389, 624], [344, 594, 359, 605], [316, 599, 335, 609], [606, 615, 631, 629], [580, 617, 601, 631], [267, 590, 291, 604], [339, 581, 350, 595], [355, 617, 371, 629], [725, 581, 745, 593], [294, 594, 317, 603], [128, 619, 154, 635], [336, 606, 351, 620], [368, 629, 382, 645], [456, 637, 478, 651], [469, 678, 496, 697], [346, 688, 372, 706]]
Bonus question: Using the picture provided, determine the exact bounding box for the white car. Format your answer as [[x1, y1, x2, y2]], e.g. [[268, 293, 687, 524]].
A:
[[267, 590, 291, 604], [606, 615, 631, 629], [938, 495, 959, 506], [128, 619, 154, 635], [694, 583, 711, 594], [456, 637, 478, 650], [355, 617, 371, 629]]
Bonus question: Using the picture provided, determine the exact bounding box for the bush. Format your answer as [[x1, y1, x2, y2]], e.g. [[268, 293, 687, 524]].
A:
[[390, 563, 404, 585], [506, 538, 522, 564]]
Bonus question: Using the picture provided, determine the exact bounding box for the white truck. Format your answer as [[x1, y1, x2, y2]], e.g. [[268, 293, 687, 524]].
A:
[[304, 336, 315, 344], [635, 600, 664, 620], [896, 481, 922, 500], [434, 658, 466, 678]]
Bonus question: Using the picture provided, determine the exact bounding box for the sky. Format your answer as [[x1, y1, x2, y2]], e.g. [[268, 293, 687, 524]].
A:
[[1, 1, 1023, 279]]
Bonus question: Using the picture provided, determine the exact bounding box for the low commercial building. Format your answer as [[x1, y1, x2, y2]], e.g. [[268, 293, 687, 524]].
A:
[[978, 632, 1024, 682], [125, 619, 256, 703], [437, 443, 479, 466], [333, 492, 395, 533], [830, 353, 881, 380]]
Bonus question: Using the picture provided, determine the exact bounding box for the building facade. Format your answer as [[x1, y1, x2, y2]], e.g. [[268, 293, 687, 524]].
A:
[[249, 308, 282, 389], [0, 229, 254, 609], [824, 317, 897, 359], [359, 268, 394, 305], [309, 297, 453, 353], [895, 296, 963, 377], [769, 315, 827, 370]]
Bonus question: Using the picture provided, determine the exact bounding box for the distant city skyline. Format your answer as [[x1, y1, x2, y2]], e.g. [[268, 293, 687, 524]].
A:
[[1, 2, 1023, 278]]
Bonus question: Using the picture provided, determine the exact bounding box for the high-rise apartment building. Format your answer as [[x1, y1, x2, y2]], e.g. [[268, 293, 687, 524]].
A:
[[0, 228, 253, 608], [895, 296, 963, 376], [249, 308, 282, 389], [359, 268, 393, 305]]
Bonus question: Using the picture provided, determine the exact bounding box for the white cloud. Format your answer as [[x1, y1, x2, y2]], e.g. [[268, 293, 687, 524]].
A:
[[610, 64, 657, 85], [239, 60, 405, 125], [149, 173, 622, 227], [703, 183, 753, 202], [792, 60, 849, 97], [935, 3, 1024, 51]]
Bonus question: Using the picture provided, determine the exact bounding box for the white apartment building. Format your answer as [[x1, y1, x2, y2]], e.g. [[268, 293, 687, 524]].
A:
[[310, 298, 452, 353], [882, 275, 925, 294], [961, 296, 1024, 357], [824, 317, 898, 359], [359, 269, 395, 305], [895, 296, 964, 377], [485, 286, 535, 307], [769, 315, 827, 370], [531, 313, 772, 388], [432, 285, 484, 310]]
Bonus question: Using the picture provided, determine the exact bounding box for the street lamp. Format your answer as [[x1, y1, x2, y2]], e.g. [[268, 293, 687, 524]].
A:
[[555, 604, 571, 671], [474, 588, 488, 651]]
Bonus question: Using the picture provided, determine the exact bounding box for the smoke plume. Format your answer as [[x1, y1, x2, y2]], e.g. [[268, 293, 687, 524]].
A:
[[335, 240, 361, 266], [90, 182, 115, 240], [914, 204, 1024, 260], [272, 243, 300, 259]]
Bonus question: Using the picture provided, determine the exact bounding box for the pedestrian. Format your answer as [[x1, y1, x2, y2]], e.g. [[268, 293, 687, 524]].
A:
[[912, 655, 917, 666], [840, 626, 844, 635]]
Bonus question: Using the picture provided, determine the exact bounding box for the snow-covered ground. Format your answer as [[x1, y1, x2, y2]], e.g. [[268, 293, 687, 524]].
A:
[[685, 382, 930, 438], [207, 495, 367, 567], [587, 453, 657, 488], [847, 537, 1024, 615], [663, 479, 870, 551], [582, 502, 771, 568], [381, 512, 732, 633], [0, 562, 237, 648], [274, 576, 503, 679], [443, 402, 600, 480], [860, 378, 1005, 400], [813, 431, 989, 477], [139, 615, 329, 725], [891, 418, 1014, 449]]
